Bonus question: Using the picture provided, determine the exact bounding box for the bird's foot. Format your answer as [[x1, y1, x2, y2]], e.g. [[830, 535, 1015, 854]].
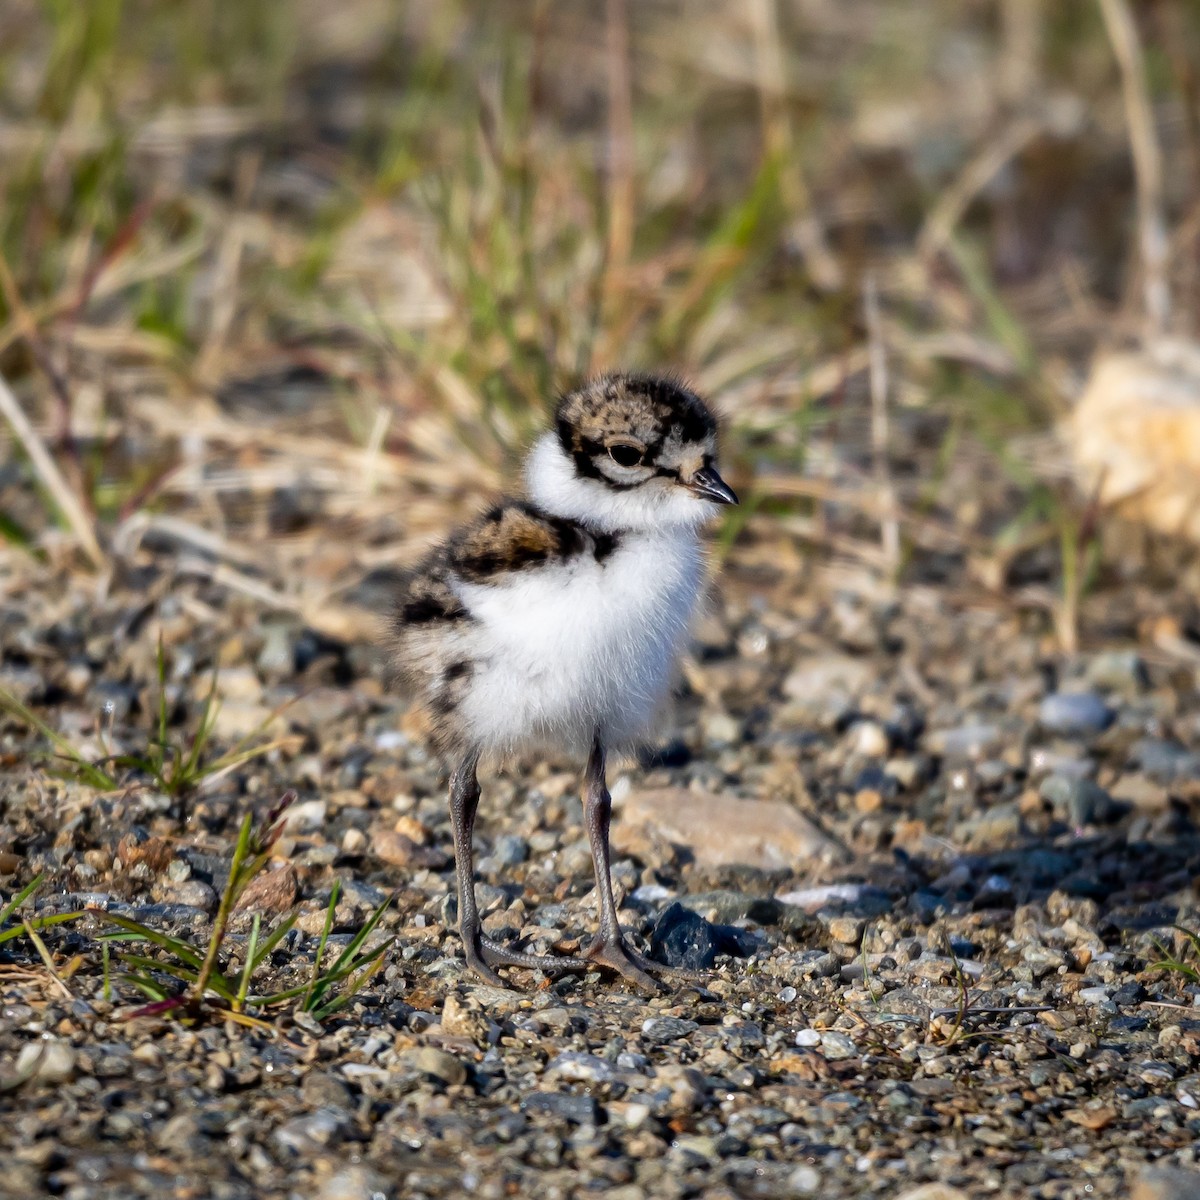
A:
[[583, 933, 701, 993], [463, 936, 589, 988]]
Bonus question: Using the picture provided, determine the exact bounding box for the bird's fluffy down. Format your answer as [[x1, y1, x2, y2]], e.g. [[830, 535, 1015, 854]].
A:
[[392, 374, 727, 757]]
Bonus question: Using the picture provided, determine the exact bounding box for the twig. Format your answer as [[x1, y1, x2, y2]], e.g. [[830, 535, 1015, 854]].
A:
[[864, 274, 900, 572], [1097, 0, 1170, 337], [0, 369, 105, 568]]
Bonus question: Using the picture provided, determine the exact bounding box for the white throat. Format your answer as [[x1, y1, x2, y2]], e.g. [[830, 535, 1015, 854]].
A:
[[524, 433, 717, 534]]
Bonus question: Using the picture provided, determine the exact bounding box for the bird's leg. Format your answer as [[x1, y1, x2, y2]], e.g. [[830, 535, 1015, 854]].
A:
[[448, 749, 587, 986], [581, 736, 669, 992]]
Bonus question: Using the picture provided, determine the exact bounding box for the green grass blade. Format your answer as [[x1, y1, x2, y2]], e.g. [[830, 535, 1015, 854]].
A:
[[237, 914, 261, 1011], [249, 910, 299, 974], [0, 910, 86, 945], [303, 882, 340, 1011], [117, 971, 171, 1002], [324, 894, 393, 977], [96, 913, 207, 971], [0, 872, 43, 925]]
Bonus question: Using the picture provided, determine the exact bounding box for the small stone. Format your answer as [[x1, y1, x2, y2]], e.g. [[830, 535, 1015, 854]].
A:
[[1133, 1168, 1200, 1200], [521, 1091, 600, 1124], [15, 1039, 75, 1084], [896, 1187, 970, 1200], [341, 828, 367, 855], [301, 1071, 353, 1109], [1038, 691, 1113, 736], [402, 1047, 467, 1086], [1085, 650, 1146, 692], [117, 833, 175, 874], [1039, 775, 1119, 826], [852, 720, 889, 758], [794, 1029, 821, 1047], [819, 1031, 858, 1060], [1132, 738, 1200, 782], [649, 901, 755, 969], [213, 701, 278, 741], [372, 830, 449, 869], [318, 1167, 391, 1200], [491, 835, 528, 866], [0, 851, 20, 875], [782, 654, 873, 722], [785, 1165, 821, 1195], [282, 799, 327, 833], [827, 916, 865, 945], [925, 723, 1001, 759], [273, 1107, 350, 1156], [641, 1016, 698, 1044], [162, 880, 218, 912], [1078, 986, 1111, 1005], [234, 864, 298, 914], [545, 1052, 615, 1084], [616, 789, 832, 870], [1111, 774, 1170, 811]]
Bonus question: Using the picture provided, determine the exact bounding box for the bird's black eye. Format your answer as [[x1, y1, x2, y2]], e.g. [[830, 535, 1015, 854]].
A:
[[607, 442, 645, 468]]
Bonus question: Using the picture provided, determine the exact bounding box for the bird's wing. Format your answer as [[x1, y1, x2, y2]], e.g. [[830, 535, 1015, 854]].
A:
[[447, 500, 599, 584]]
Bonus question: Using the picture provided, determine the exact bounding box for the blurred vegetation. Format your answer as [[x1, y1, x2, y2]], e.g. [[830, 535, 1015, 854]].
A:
[[1, 0, 1199, 639]]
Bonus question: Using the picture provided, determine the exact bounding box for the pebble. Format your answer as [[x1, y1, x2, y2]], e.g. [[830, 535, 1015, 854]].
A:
[[15, 1039, 76, 1084], [819, 1031, 858, 1060], [401, 1047, 467, 1086], [1132, 1169, 1200, 1200], [544, 1052, 615, 1084], [827, 916, 865, 945], [1078, 986, 1111, 1005], [925, 723, 1002, 759], [491, 835, 529, 866], [318, 1167, 391, 1200], [641, 1017, 698, 1044], [1038, 692, 1113, 735], [1038, 775, 1119, 826], [785, 1165, 821, 1195], [649, 901, 755, 969], [272, 1107, 350, 1155], [794, 1029, 822, 1047], [282, 799, 327, 833], [521, 1092, 600, 1125]]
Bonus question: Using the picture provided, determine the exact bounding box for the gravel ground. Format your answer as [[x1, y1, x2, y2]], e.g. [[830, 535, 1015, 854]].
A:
[[5, 551, 1200, 1200]]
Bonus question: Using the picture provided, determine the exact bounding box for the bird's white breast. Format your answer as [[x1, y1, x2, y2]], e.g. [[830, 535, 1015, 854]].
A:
[[454, 530, 704, 752]]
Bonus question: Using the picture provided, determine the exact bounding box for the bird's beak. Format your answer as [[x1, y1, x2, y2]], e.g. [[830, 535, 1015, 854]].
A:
[[688, 464, 738, 505]]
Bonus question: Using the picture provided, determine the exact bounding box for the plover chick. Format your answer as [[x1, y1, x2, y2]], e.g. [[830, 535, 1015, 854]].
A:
[[392, 372, 737, 990]]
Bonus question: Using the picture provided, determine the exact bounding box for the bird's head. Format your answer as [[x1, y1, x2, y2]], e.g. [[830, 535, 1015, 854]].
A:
[[526, 373, 737, 532]]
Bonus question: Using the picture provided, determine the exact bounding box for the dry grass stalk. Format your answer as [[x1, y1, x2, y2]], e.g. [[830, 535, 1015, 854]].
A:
[[864, 274, 900, 572], [0, 371, 104, 569], [1097, 0, 1170, 337]]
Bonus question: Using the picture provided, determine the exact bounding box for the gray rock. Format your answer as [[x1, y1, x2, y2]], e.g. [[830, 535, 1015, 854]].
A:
[[318, 1167, 391, 1200], [1133, 1168, 1200, 1200], [1038, 692, 1113, 735], [521, 1091, 600, 1124], [272, 1107, 351, 1156], [641, 1016, 699, 1044], [491, 835, 529, 866], [925, 723, 1002, 759], [14, 1039, 75, 1084], [819, 1031, 858, 1060], [544, 1052, 615, 1084], [1039, 775, 1119, 826], [1131, 738, 1200, 782]]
